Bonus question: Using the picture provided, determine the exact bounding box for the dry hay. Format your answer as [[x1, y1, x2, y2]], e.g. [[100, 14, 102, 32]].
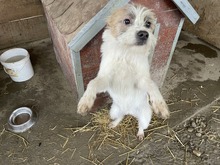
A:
[[90, 109, 138, 150], [66, 109, 168, 163]]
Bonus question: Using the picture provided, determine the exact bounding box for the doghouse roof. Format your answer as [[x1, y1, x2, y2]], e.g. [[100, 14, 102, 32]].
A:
[[42, 0, 108, 43], [41, 0, 199, 45]]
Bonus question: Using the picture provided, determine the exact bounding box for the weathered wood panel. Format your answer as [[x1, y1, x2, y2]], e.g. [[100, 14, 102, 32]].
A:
[[0, 16, 49, 49], [45, 12, 77, 93], [42, 0, 108, 42], [0, 0, 49, 49], [0, 0, 44, 23]]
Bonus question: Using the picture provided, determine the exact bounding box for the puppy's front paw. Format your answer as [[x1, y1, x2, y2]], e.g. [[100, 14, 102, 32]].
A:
[[150, 97, 170, 119], [77, 95, 95, 116]]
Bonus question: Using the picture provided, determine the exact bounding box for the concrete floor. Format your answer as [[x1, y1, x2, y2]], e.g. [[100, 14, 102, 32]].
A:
[[0, 31, 220, 165]]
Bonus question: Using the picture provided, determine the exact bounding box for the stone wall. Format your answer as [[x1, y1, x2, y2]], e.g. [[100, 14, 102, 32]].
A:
[[183, 0, 220, 48]]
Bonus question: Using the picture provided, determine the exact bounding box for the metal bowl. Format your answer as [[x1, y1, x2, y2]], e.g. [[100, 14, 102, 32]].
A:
[[7, 107, 37, 133]]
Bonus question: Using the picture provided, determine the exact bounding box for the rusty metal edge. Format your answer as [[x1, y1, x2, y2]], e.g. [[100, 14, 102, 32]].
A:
[[149, 22, 160, 65], [160, 17, 185, 87], [70, 50, 84, 98]]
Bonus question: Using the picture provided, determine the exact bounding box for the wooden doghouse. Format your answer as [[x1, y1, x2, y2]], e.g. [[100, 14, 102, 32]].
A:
[[41, 0, 199, 103]]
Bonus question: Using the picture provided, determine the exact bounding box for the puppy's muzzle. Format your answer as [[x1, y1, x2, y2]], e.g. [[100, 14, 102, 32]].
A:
[[136, 31, 149, 45]]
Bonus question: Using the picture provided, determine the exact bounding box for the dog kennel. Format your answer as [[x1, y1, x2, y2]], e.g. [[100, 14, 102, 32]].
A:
[[41, 0, 199, 106]]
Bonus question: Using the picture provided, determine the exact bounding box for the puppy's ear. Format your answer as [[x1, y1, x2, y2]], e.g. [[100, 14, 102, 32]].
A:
[[106, 7, 128, 36], [106, 11, 115, 29], [106, 7, 125, 28]]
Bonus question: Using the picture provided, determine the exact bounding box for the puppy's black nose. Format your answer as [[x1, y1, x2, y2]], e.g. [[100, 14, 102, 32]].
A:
[[137, 31, 149, 41]]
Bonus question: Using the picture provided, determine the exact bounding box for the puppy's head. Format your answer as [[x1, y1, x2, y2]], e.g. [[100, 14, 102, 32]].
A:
[[106, 3, 156, 48]]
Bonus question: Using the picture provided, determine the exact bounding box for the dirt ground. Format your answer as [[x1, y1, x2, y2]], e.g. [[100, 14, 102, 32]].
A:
[[123, 106, 220, 165], [0, 31, 220, 165]]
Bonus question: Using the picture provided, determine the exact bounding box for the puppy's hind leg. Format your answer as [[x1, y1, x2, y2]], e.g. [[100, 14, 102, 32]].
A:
[[136, 106, 152, 141], [77, 77, 108, 116], [109, 104, 124, 128]]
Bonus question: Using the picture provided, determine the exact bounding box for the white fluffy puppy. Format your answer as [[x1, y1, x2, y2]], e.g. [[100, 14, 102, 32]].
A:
[[77, 3, 170, 140]]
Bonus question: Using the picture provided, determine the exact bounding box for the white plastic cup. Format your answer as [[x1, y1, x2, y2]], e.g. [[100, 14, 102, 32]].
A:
[[0, 48, 34, 82]]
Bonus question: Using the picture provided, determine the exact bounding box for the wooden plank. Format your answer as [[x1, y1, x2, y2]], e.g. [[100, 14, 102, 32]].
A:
[[0, 0, 44, 23], [44, 0, 75, 19], [43, 7, 77, 93], [0, 16, 49, 49], [42, 0, 108, 39]]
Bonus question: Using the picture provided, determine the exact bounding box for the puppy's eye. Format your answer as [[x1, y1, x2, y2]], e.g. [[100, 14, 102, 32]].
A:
[[124, 19, 130, 25], [145, 21, 151, 28]]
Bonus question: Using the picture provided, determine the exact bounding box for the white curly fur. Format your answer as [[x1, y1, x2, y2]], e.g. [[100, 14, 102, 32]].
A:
[[77, 3, 170, 140]]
